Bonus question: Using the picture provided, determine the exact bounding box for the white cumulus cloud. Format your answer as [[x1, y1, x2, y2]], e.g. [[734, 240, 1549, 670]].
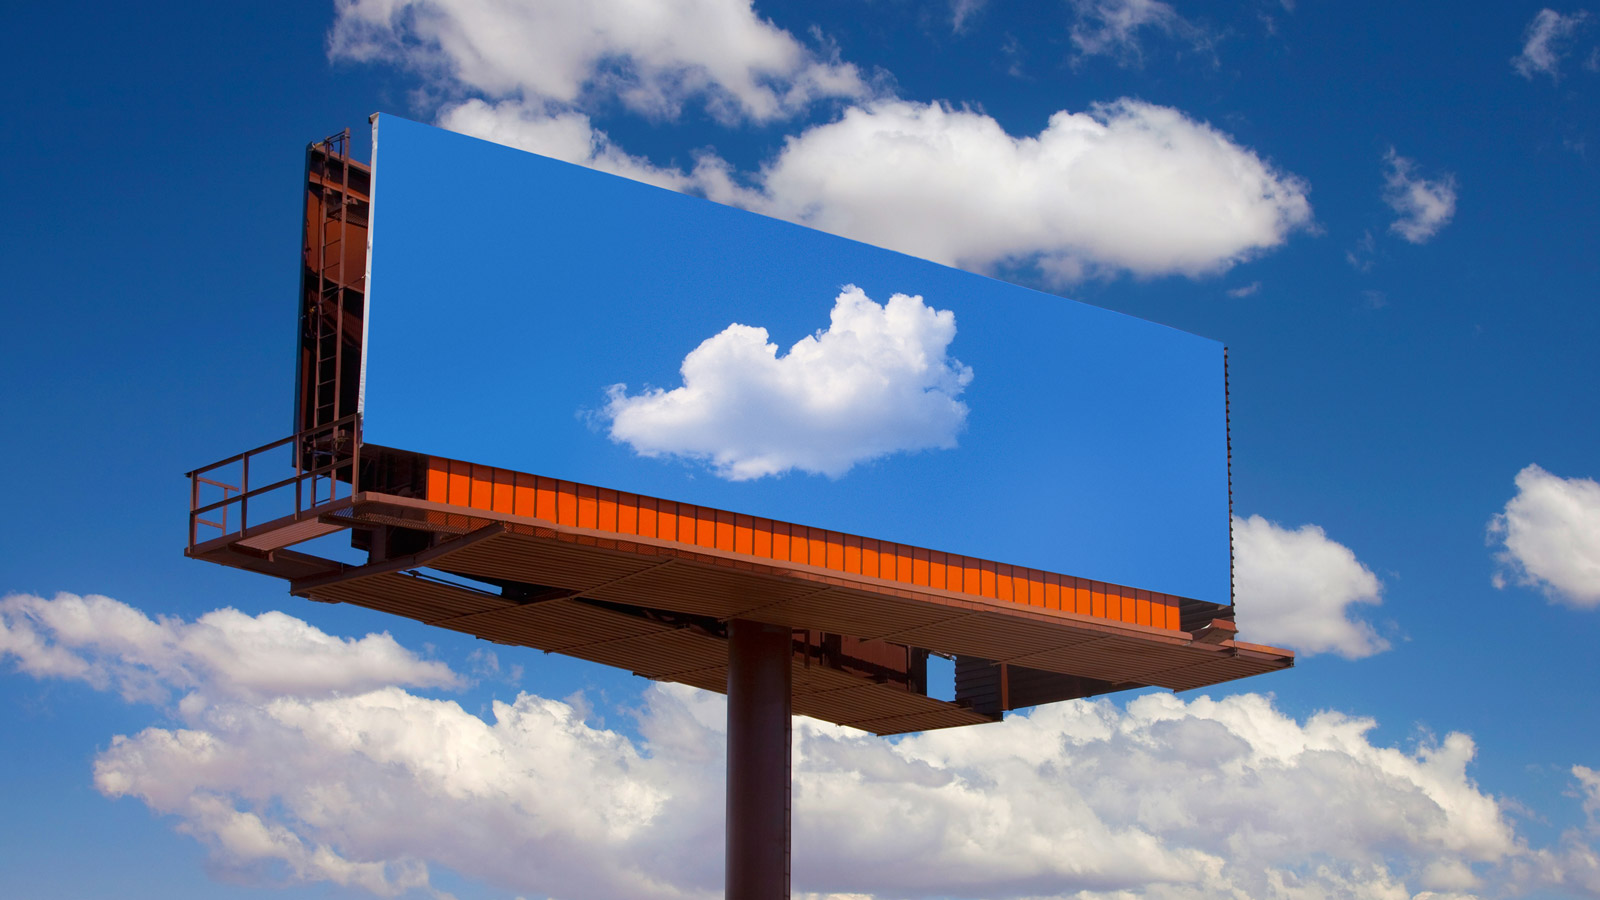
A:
[[96, 688, 706, 900], [1383, 148, 1458, 244], [329, 0, 866, 124], [7, 590, 1562, 899], [603, 285, 972, 481], [1489, 464, 1600, 608], [798, 692, 1519, 898], [714, 99, 1312, 280], [1513, 9, 1592, 81], [0, 591, 460, 705], [1231, 514, 1389, 659]]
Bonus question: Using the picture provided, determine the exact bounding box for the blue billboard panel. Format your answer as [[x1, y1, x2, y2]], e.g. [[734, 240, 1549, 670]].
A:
[[362, 115, 1231, 605]]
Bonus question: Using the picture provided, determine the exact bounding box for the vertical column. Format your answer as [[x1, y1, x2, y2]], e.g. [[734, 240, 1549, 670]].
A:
[[726, 619, 792, 900]]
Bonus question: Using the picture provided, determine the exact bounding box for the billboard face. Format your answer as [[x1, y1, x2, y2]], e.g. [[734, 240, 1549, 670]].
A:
[[362, 115, 1231, 605]]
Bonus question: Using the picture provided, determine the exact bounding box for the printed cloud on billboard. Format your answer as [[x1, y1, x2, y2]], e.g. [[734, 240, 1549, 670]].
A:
[[602, 286, 972, 480]]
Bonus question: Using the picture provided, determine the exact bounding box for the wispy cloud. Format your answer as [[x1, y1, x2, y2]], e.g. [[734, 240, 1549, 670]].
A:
[[1577, 765, 1600, 826], [950, 0, 987, 33], [1383, 148, 1458, 244], [602, 286, 972, 480], [1512, 8, 1592, 81], [1066, 0, 1217, 66], [1226, 281, 1261, 298], [1346, 229, 1377, 271], [1490, 464, 1600, 608], [1232, 513, 1390, 659]]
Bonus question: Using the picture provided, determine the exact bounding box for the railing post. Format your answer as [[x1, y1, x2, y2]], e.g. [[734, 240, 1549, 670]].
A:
[[188, 414, 362, 541], [240, 455, 250, 533], [189, 472, 198, 549]]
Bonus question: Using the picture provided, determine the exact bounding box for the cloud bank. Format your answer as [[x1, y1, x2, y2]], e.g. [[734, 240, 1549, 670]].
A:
[[1383, 148, 1458, 244], [603, 286, 972, 480], [11, 591, 1587, 900], [1490, 464, 1600, 608], [1231, 513, 1389, 659]]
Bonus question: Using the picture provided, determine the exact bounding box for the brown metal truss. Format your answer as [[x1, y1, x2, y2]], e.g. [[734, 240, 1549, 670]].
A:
[[186, 435, 1292, 735]]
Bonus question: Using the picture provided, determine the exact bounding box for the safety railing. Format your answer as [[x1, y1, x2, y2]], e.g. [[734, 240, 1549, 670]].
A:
[[186, 414, 361, 551]]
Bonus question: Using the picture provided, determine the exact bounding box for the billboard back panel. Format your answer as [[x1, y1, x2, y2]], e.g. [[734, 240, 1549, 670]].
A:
[[362, 115, 1231, 605]]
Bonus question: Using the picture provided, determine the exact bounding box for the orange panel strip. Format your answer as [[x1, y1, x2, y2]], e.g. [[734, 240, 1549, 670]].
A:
[[513, 472, 536, 519], [422, 457, 1197, 631]]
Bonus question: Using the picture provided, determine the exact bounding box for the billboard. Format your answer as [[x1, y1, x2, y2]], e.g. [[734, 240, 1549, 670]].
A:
[[361, 114, 1232, 607]]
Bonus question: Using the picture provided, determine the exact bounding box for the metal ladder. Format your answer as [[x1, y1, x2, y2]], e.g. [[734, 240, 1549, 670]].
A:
[[310, 128, 352, 432], [303, 129, 359, 504]]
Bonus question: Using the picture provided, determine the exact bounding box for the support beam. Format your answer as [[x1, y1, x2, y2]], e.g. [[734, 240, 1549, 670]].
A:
[[287, 523, 505, 595], [726, 619, 792, 900]]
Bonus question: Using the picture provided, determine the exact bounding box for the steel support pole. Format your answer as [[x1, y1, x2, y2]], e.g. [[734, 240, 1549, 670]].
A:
[[726, 619, 792, 900]]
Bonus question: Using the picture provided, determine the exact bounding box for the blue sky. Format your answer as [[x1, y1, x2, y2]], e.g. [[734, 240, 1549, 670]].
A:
[[2, 2, 1598, 899]]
